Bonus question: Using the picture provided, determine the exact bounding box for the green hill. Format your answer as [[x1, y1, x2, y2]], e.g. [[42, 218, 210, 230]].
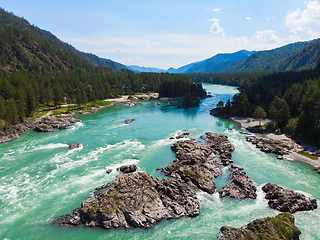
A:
[[0, 8, 122, 72]]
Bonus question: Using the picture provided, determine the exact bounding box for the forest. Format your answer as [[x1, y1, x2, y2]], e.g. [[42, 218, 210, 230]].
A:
[[192, 64, 320, 145], [0, 10, 205, 129]]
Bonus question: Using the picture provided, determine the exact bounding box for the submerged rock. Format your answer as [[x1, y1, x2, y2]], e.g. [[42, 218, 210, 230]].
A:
[[219, 171, 257, 199], [125, 119, 135, 124], [217, 212, 301, 240], [68, 143, 82, 150], [262, 183, 317, 213], [160, 132, 235, 194], [53, 172, 199, 230]]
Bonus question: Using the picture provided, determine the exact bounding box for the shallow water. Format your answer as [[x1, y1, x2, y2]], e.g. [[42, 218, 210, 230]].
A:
[[0, 84, 319, 240]]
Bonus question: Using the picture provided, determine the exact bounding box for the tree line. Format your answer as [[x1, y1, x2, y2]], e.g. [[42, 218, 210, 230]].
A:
[[0, 68, 205, 128], [197, 64, 320, 145]]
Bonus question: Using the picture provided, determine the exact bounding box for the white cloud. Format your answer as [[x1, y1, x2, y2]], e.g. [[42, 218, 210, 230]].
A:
[[285, 0, 320, 38], [246, 16, 252, 20], [253, 30, 278, 42], [205, 8, 220, 12], [234, 36, 249, 45], [208, 18, 224, 34]]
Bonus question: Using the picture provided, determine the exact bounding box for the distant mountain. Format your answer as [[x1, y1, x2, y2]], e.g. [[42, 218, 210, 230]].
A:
[[185, 50, 254, 73], [123, 65, 165, 73], [166, 40, 320, 74], [167, 63, 195, 74], [224, 41, 314, 73]]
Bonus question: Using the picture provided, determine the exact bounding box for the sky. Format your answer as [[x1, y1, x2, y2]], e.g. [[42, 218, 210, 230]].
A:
[[2, 0, 320, 69]]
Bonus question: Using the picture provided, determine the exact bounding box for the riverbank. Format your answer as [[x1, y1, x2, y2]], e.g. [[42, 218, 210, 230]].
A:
[[0, 93, 159, 144], [230, 117, 320, 168]]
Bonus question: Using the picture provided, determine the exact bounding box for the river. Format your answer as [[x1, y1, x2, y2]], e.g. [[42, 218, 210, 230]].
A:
[[0, 84, 319, 239]]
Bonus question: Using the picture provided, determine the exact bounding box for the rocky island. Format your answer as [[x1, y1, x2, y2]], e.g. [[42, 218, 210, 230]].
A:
[[53, 171, 200, 229], [217, 212, 301, 240]]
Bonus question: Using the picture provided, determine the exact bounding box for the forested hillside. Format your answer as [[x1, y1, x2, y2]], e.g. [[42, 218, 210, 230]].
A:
[[0, 8, 122, 72], [225, 40, 320, 72], [0, 9, 205, 129], [207, 63, 320, 145]]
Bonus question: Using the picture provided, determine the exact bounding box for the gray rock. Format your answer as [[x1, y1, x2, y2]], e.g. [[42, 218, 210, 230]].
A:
[[52, 208, 81, 227], [68, 143, 82, 150], [123, 102, 141, 107], [34, 116, 80, 132], [117, 164, 138, 173], [125, 119, 135, 124], [106, 169, 112, 174], [217, 212, 301, 240], [229, 164, 244, 173], [262, 183, 317, 213], [54, 172, 200, 230], [219, 171, 257, 199], [160, 132, 235, 194]]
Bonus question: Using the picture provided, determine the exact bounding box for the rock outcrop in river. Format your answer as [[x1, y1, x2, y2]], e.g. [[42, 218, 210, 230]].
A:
[[262, 183, 317, 213], [159, 132, 235, 194], [219, 171, 257, 199], [245, 136, 303, 159], [217, 212, 301, 240], [68, 143, 82, 150], [33, 116, 80, 132], [53, 171, 200, 229]]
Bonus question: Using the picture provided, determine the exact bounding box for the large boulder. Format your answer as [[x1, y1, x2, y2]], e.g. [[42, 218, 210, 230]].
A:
[[219, 171, 257, 199], [68, 143, 83, 150], [159, 132, 235, 194], [117, 164, 138, 173], [262, 183, 317, 213], [125, 119, 135, 124], [217, 212, 301, 240], [53, 172, 199, 230]]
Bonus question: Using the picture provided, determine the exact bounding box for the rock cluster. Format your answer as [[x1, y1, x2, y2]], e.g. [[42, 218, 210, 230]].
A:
[[169, 131, 190, 140], [159, 132, 235, 194], [245, 135, 305, 160], [0, 119, 34, 143], [53, 172, 199, 229], [123, 102, 142, 107], [33, 116, 80, 132], [246, 136, 289, 157], [217, 212, 301, 240], [117, 164, 138, 173], [262, 183, 317, 213], [219, 171, 257, 199]]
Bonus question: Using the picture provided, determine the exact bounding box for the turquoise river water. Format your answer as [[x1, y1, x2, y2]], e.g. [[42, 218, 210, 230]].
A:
[[0, 84, 319, 240]]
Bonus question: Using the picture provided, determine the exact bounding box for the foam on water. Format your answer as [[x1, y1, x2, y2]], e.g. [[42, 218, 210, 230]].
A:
[[1, 84, 319, 239]]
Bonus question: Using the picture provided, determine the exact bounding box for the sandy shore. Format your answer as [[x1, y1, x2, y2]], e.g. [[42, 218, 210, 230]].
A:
[[231, 117, 320, 168], [230, 117, 272, 129]]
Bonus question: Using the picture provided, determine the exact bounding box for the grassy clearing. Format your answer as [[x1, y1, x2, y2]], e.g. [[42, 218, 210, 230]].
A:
[[33, 100, 112, 118], [297, 151, 319, 161]]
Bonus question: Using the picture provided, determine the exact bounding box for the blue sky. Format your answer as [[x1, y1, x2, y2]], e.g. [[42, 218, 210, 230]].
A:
[[2, 0, 320, 69]]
